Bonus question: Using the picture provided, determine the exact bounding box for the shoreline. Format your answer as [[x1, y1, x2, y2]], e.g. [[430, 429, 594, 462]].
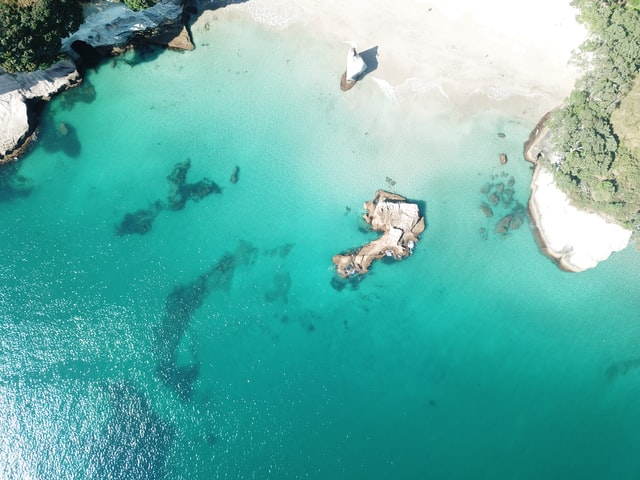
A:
[[5, 0, 628, 272], [528, 164, 581, 272], [528, 163, 632, 272], [1, 0, 586, 162], [200, 0, 587, 122], [524, 115, 633, 271]]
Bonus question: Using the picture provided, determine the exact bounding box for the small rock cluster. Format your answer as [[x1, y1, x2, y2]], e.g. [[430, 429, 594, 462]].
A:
[[479, 171, 526, 239]]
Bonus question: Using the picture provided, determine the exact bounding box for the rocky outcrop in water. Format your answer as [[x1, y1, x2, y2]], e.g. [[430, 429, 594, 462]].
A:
[[332, 190, 425, 278], [0, 61, 80, 163]]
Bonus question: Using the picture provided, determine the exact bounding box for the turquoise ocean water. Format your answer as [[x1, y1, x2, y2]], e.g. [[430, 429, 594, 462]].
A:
[[2, 11, 640, 480]]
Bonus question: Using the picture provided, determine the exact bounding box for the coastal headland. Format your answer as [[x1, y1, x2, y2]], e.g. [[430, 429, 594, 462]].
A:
[[0, 0, 190, 164], [524, 118, 632, 272]]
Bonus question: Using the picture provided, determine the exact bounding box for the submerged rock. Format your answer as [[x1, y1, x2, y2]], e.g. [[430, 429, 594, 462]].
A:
[[480, 203, 493, 217], [115, 201, 163, 236], [230, 165, 240, 184], [41, 118, 82, 158], [156, 243, 257, 399], [166, 159, 221, 211], [495, 215, 512, 235], [509, 214, 523, 230], [332, 190, 425, 278]]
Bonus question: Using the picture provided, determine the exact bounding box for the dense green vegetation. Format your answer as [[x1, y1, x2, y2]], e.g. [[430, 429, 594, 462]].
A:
[[546, 0, 640, 231], [0, 0, 83, 72], [0, 0, 163, 72], [123, 0, 159, 11]]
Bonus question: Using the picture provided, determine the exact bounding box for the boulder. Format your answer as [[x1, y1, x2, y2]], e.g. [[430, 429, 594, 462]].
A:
[[480, 203, 493, 217], [495, 215, 512, 235]]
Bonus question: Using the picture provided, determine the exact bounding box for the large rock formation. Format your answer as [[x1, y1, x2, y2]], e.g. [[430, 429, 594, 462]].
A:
[[0, 0, 192, 163], [62, 0, 191, 57], [524, 115, 631, 271], [0, 61, 80, 163], [333, 190, 425, 278]]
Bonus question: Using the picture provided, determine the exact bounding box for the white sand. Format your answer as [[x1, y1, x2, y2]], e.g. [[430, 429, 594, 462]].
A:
[[197, 0, 637, 271], [530, 167, 631, 272], [201, 0, 587, 121]]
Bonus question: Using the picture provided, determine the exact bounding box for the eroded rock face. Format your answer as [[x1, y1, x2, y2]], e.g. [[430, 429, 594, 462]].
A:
[[332, 190, 425, 278], [1, 0, 190, 163], [62, 0, 188, 55], [0, 61, 80, 163]]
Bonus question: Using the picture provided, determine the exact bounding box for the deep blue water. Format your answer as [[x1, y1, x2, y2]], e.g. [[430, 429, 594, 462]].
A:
[[1, 12, 640, 480]]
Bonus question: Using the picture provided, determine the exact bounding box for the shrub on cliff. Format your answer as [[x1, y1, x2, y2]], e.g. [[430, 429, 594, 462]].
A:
[[123, 0, 159, 11], [0, 0, 83, 72], [547, 0, 640, 230]]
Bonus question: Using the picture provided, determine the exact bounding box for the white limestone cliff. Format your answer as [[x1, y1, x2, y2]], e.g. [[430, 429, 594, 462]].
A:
[[0, 61, 80, 161], [529, 166, 632, 272]]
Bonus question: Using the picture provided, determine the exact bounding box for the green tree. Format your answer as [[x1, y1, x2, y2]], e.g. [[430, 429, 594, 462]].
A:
[[122, 0, 159, 11], [0, 0, 83, 72], [547, 0, 640, 230]]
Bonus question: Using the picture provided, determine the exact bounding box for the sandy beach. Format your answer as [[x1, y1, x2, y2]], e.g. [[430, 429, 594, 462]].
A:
[[196, 0, 636, 271], [198, 0, 586, 121]]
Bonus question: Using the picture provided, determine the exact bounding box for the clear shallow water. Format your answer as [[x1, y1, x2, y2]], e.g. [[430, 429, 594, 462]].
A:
[[2, 12, 640, 480]]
